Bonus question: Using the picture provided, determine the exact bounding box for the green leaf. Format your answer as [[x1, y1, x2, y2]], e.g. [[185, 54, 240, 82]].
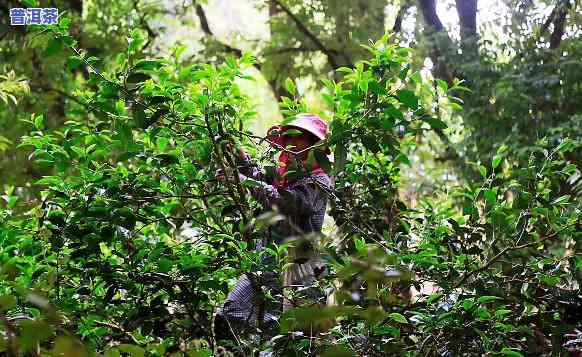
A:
[[436, 79, 448, 92], [449, 102, 463, 111], [475, 307, 492, 319], [117, 344, 145, 357], [358, 78, 369, 93], [492, 154, 504, 170], [18, 320, 54, 352], [99, 242, 112, 257], [410, 71, 422, 84], [284, 77, 296, 95], [501, 347, 524, 357], [389, 312, 408, 324], [484, 188, 498, 205], [354, 238, 366, 252], [462, 298, 475, 311], [126, 73, 150, 86], [494, 309, 512, 317], [34, 114, 44, 130], [158, 258, 173, 273], [284, 128, 303, 137], [369, 81, 387, 95], [128, 29, 147, 54], [396, 89, 418, 109], [0, 295, 16, 312], [44, 38, 63, 57], [384, 106, 404, 120], [478, 165, 487, 178], [189, 349, 213, 357], [478, 295, 502, 304], [132, 59, 163, 71], [550, 195, 570, 205], [496, 145, 508, 155], [241, 178, 264, 188], [398, 65, 410, 80], [35, 159, 55, 168], [336, 67, 353, 74], [425, 117, 447, 130], [314, 149, 332, 173], [373, 325, 400, 338], [427, 292, 443, 304], [395, 153, 411, 166], [67, 55, 83, 70]]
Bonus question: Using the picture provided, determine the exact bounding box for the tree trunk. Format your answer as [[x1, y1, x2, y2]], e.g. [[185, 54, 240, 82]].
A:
[[265, 0, 287, 100], [418, 0, 445, 31], [455, 0, 478, 60], [417, 0, 456, 83], [550, 0, 571, 49], [393, 1, 412, 33]]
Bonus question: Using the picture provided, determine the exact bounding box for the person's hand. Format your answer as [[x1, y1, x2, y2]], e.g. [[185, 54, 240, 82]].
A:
[[215, 168, 247, 184], [213, 134, 249, 162], [213, 134, 238, 155], [215, 168, 229, 183], [564, 329, 582, 356], [266, 125, 283, 143], [236, 147, 249, 161]]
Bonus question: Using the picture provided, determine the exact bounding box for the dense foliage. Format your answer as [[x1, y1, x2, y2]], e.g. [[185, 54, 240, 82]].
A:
[[0, 0, 580, 356]]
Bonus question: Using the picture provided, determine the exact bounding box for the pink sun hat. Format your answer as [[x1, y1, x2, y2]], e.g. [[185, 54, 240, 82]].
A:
[[268, 113, 328, 145]]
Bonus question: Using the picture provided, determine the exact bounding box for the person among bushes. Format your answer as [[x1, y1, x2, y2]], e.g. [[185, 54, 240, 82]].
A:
[[215, 113, 332, 337]]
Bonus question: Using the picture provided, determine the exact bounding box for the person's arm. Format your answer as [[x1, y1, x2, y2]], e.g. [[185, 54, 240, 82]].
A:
[[243, 174, 330, 213], [236, 150, 266, 182]]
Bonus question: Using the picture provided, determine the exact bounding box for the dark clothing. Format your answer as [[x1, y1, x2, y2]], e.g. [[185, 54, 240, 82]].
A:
[[217, 155, 331, 334], [240, 155, 330, 239]]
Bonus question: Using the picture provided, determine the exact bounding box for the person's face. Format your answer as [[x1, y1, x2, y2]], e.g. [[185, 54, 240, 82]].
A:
[[282, 133, 314, 155]]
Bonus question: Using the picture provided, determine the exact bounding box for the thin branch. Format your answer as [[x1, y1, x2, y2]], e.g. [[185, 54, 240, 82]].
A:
[[94, 320, 140, 344], [550, 0, 571, 49], [194, 3, 262, 71], [418, 0, 446, 32], [29, 83, 89, 108], [455, 0, 479, 59], [271, 0, 343, 69], [392, 0, 411, 33], [133, 0, 158, 50], [417, 0, 456, 83], [263, 46, 317, 55], [453, 231, 558, 289], [232, 129, 327, 156]]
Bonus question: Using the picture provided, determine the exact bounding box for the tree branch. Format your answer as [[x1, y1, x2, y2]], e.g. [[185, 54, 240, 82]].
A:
[[271, 0, 343, 69], [263, 47, 317, 55], [29, 83, 89, 108], [455, 0, 477, 39], [417, 0, 456, 83], [418, 0, 445, 31], [550, 0, 571, 49], [539, 0, 571, 49], [393, 0, 412, 33], [194, 3, 262, 71], [455, 0, 478, 59], [453, 231, 558, 289]]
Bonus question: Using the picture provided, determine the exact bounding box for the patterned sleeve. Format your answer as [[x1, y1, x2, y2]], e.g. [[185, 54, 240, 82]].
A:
[[237, 152, 265, 181], [245, 173, 331, 214]]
